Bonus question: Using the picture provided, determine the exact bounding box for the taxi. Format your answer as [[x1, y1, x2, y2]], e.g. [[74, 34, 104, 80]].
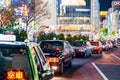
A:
[[89, 40, 103, 55], [39, 40, 74, 74], [0, 34, 54, 80]]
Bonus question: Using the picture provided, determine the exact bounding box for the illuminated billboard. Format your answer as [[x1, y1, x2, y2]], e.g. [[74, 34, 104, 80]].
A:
[[0, 0, 8, 9], [62, 0, 86, 6], [112, 0, 120, 11]]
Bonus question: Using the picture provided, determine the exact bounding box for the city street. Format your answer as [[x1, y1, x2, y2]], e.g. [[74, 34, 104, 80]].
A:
[[52, 47, 120, 80], [0, 0, 120, 80]]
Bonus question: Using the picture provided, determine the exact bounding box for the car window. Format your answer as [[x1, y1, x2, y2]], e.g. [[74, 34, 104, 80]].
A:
[[90, 42, 99, 46], [73, 41, 85, 47], [40, 41, 63, 53], [31, 47, 43, 71], [65, 41, 71, 49], [0, 46, 33, 80], [34, 46, 46, 66]]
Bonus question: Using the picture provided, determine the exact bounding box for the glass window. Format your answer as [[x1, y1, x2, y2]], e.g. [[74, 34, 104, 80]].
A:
[[0, 46, 33, 80], [65, 41, 71, 49], [40, 41, 63, 53], [34, 46, 46, 66], [31, 48, 42, 71]]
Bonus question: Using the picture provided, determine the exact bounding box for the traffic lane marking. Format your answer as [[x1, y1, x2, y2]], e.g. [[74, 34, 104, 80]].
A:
[[92, 63, 120, 80], [111, 54, 120, 61], [92, 63, 108, 80]]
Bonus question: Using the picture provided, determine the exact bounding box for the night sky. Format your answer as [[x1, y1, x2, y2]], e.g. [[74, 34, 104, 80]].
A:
[[99, 0, 113, 11]]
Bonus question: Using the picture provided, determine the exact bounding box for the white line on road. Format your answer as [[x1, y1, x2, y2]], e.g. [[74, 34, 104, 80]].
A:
[[111, 54, 120, 61], [92, 63, 109, 80]]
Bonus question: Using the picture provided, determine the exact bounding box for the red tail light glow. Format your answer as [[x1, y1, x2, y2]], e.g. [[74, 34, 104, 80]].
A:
[[56, 47, 60, 53], [6, 69, 25, 80], [93, 46, 98, 50]]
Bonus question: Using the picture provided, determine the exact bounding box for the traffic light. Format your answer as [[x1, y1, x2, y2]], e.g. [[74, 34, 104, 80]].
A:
[[103, 28, 108, 36], [80, 38, 84, 42]]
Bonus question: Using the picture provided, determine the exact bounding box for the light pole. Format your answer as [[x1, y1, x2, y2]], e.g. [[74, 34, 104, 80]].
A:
[[22, 4, 28, 33], [22, 4, 29, 39], [0, 14, 2, 27]]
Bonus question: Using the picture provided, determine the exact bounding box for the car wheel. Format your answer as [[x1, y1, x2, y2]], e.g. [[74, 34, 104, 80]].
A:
[[59, 62, 64, 74], [89, 50, 92, 56], [89, 53, 92, 56], [83, 52, 87, 58], [68, 57, 72, 67], [98, 51, 101, 54]]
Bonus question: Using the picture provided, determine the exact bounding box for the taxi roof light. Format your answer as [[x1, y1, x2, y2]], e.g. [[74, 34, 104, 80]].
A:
[[0, 34, 16, 41]]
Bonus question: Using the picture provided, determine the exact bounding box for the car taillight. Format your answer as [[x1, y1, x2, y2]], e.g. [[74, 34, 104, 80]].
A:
[[6, 69, 25, 80], [48, 57, 59, 62], [93, 47, 98, 50], [79, 49, 84, 52], [74, 49, 84, 52], [56, 47, 60, 53]]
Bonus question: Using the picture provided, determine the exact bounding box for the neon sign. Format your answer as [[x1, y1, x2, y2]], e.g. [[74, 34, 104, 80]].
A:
[[112, 1, 120, 6]]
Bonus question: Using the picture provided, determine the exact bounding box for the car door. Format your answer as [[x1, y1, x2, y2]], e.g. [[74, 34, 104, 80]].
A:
[[62, 41, 70, 62], [34, 46, 50, 70], [33, 45, 53, 80], [86, 42, 92, 55], [66, 41, 74, 57], [63, 41, 72, 62]]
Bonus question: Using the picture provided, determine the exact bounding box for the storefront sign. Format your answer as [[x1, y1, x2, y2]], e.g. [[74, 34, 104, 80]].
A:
[[112, 1, 120, 6], [112, 1, 120, 11]]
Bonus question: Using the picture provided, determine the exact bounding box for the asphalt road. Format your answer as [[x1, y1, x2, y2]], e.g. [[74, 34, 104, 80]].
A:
[[51, 47, 120, 80]]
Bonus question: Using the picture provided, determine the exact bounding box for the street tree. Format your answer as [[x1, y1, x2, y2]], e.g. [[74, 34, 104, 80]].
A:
[[26, 0, 50, 30], [0, 4, 17, 28], [14, 28, 27, 41], [66, 34, 73, 44], [57, 33, 65, 40]]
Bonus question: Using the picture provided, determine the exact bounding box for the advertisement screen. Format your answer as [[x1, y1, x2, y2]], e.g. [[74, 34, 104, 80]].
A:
[[62, 0, 86, 6], [112, 1, 120, 11]]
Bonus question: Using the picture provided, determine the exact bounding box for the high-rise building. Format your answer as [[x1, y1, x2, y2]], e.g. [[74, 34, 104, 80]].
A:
[[56, 0, 91, 36], [91, 0, 100, 39], [55, 0, 100, 37], [112, 0, 120, 36]]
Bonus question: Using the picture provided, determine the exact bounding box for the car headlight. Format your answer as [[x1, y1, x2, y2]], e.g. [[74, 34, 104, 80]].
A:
[[51, 66, 58, 70]]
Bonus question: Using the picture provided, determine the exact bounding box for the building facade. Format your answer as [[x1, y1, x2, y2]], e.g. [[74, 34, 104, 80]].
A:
[[55, 0, 91, 36], [91, 0, 100, 39], [112, 0, 120, 36]]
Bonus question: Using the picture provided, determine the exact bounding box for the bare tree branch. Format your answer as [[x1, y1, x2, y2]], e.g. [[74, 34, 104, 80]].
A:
[[27, 0, 50, 26]]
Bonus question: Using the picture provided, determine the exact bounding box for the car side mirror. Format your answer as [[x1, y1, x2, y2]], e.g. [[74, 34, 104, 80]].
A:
[[38, 70, 54, 80]]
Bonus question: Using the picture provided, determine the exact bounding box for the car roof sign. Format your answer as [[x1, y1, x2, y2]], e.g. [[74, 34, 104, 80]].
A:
[[0, 34, 16, 41]]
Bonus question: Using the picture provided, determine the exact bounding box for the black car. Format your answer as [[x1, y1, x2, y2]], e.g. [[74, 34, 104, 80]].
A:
[[39, 40, 75, 74]]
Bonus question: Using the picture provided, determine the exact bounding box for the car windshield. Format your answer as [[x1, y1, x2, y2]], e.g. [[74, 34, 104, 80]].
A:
[[101, 41, 106, 45], [73, 41, 85, 47], [40, 41, 63, 53], [90, 42, 99, 46], [0, 46, 33, 80]]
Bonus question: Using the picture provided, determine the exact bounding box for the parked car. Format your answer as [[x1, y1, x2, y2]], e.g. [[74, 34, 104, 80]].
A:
[[0, 35, 54, 80], [72, 41, 92, 58], [111, 39, 118, 48], [89, 40, 103, 55], [117, 38, 120, 46], [106, 40, 113, 49], [39, 40, 74, 74], [101, 40, 109, 51]]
